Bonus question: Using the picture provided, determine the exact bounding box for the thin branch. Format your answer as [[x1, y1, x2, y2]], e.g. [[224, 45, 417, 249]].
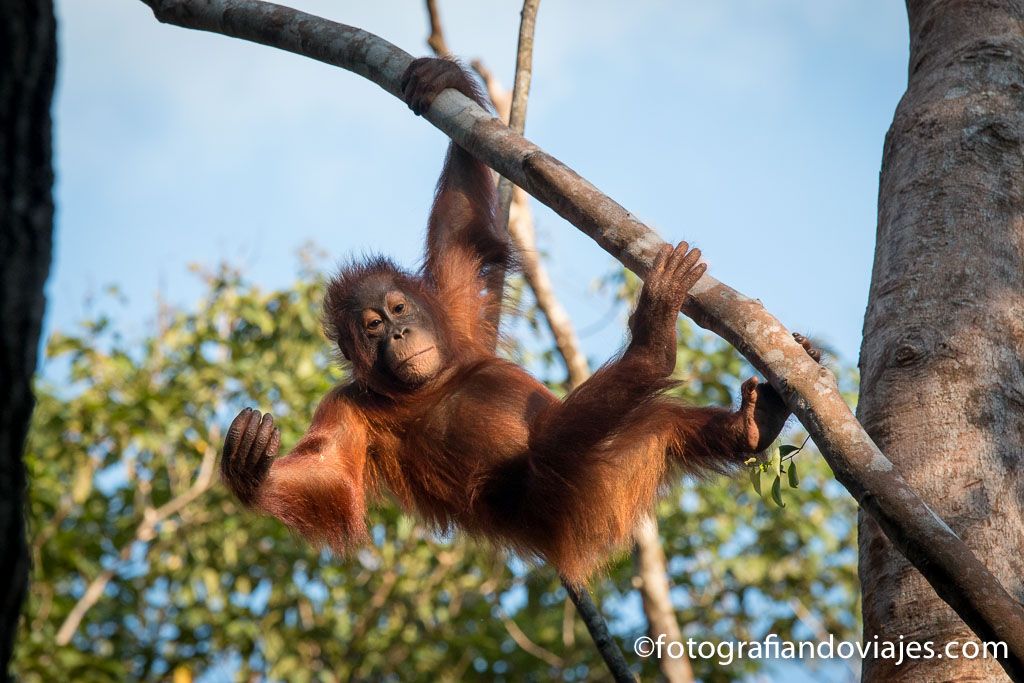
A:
[[136, 2, 1024, 677], [473, 61, 590, 388], [482, 0, 540, 350], [496, 0, 541, 234], [424, 0, 450, 57], [496, 605, 565, 669], [563, 582, 636, 683], [633, 516, 695, 683], [54, 436, 219, 646]]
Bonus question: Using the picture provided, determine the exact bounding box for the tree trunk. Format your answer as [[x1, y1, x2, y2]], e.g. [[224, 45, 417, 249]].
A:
[[0, 0, 56, 677], [858, 1, 1024, 680]]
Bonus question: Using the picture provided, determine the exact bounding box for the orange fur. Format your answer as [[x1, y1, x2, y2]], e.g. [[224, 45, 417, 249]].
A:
[[236, 58, 767, 584]]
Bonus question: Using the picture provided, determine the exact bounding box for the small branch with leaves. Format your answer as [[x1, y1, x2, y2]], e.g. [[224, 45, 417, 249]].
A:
[[746, 435, 810, 508]]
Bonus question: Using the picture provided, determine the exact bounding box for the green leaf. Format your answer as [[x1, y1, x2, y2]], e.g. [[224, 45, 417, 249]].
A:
[[771, 475, 785, 507], [788, 462, 799, 488], [750, 468, 762, 496], [779, 444, 800, 457]]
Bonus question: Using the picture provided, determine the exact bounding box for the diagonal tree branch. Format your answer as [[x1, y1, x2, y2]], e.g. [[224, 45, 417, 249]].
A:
[[494, 603, 565, 669], [563, 582, 634, 683], [136, 1, 1024, 677]]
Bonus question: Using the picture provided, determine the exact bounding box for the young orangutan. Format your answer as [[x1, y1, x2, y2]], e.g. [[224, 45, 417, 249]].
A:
[[220, 57, 820, 582]]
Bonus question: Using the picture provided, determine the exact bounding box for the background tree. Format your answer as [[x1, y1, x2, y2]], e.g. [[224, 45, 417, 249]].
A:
[[15, 256, 858, 681], [0, 1, 56, 679], [858, 1, 1024, 680]]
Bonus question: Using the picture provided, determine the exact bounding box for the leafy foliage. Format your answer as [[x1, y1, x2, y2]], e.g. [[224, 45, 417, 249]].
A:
[[16, 259, 858, 681]]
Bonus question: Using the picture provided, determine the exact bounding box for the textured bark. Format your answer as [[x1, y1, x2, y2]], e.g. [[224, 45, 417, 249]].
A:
[[858, 1, 1024, 681], [0, 0, 56, 677], [138, 1, 1024, 675]]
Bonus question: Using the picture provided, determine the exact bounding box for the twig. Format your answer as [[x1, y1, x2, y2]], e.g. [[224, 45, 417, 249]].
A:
[[633, 517, 695, 682], [781, 434, 812, 462], [424, 0, 450, 57], [472, 60, 590, 387], [496, 606, 564, 669], [54, 435, 219, 646], [481, 0, 541, 349], [135, 2, 1024, 677], [496, 0, 541, 234]]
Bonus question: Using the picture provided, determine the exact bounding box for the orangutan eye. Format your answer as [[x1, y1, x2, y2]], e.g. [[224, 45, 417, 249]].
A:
[[367, 319, 383, 331], [393, 303, 405, 314]]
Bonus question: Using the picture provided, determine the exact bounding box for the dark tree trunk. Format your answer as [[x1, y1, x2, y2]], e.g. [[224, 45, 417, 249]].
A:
[[858, 0, 1024, 680], [0, 0, 56, 677]]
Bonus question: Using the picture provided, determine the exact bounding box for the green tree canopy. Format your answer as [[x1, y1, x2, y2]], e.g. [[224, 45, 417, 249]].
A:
[[17, 257, 858, 681]]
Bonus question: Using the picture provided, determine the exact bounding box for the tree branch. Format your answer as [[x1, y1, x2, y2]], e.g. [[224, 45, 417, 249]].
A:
[[136, 1, 1024, 677], [479, 0, 539, 342], [563, 583, 635, 683], [424, 0, 450, 57], [495, 605, 564, 669]]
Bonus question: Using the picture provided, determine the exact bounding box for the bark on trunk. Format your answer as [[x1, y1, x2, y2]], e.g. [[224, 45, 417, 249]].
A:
[[859, 1, 1024, 680], [0, 0, 56, 677]]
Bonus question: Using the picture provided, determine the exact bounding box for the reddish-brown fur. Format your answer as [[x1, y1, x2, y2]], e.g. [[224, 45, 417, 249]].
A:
[[220, 57, 815, 584]]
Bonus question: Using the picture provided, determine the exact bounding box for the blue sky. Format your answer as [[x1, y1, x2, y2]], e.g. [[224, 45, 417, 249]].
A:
[[49, 0, 909, 370]]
